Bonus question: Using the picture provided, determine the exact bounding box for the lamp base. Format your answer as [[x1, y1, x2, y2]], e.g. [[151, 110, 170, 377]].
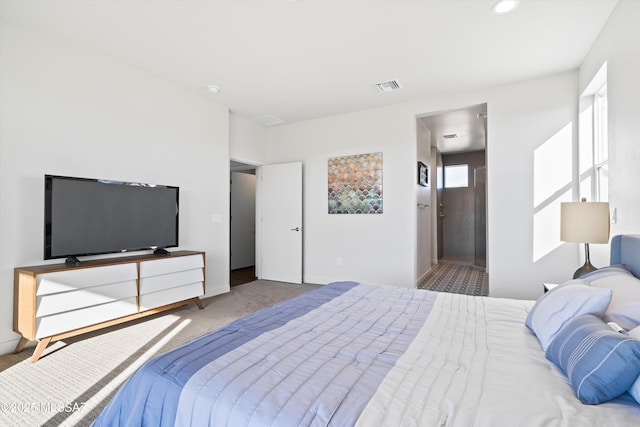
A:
[[573, 261, 598, 279], [572, 242, 599, 279]]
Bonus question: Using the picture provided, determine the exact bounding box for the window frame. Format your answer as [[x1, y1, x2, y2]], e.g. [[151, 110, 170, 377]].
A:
[[593, 84, 608, 202]]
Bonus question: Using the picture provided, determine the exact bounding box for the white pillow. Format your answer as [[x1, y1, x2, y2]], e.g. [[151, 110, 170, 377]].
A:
[[525, 282, 612, 350], [630, 374, 640, 404], [582, 265, 640, 330]]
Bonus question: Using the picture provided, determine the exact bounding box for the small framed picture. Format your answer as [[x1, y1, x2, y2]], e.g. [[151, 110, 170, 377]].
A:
[[418, 161, 428, 186]]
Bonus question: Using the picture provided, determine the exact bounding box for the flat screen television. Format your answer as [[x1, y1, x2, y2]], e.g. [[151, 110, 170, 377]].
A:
[[44, 174, 179, 264]]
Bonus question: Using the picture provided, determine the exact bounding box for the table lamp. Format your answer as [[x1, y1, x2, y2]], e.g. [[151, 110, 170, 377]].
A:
[[560, 198, 610, 278]]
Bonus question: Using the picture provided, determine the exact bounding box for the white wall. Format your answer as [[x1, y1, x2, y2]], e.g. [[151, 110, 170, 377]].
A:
[[267, 71, 580, 299], [229, 113, 268, 165], [0, 22, 231, 354], [267, 109, 418, 288], [486, 72, 580, 298], [580, 0, 640, 240]]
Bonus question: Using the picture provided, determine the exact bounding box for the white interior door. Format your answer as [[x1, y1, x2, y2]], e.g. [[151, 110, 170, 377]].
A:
[[257, 162, 303, 283]]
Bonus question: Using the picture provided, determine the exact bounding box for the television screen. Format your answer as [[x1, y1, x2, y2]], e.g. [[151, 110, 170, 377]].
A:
[[44, 175, 179, 261]]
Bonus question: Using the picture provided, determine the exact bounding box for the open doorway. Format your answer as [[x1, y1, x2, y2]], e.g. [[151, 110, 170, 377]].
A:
[[230, 160, 304, 285], [419, 103, 487, 270], [230, 161, 257, 286]]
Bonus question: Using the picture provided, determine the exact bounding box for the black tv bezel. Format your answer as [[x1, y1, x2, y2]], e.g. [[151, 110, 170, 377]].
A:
[[44, 174, 180, 261]]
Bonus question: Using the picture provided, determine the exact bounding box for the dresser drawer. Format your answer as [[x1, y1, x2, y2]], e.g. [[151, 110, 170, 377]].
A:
[[36, 297, 138, 339], [36, 280, 138, 317], [36, 263, 137, 296], [139, 282, 204, 311], [139, 254, 204, 278], [139, 268, 204, 295]]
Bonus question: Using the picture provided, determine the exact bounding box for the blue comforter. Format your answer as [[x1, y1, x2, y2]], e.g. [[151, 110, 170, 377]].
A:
[[92, 282, 436, 426]]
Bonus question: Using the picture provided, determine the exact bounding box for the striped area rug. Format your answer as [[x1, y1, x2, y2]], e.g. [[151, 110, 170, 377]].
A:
[[418, 264, 489, 296]]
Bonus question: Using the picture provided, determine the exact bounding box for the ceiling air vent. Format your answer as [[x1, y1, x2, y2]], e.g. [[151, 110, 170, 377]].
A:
[[375, 79, 402, 93], [252, 115, 284, 126]]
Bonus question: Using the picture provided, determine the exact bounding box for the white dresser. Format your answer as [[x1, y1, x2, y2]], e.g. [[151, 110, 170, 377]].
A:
[[14, 251, 205, 362]]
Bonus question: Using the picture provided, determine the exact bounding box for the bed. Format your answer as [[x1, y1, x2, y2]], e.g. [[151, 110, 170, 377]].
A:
[[92, 235, 640, 426]]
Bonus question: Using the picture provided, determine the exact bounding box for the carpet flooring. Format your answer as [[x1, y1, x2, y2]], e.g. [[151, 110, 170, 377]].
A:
[[418, 263, 489, 296], [0, 280, 320, 427]]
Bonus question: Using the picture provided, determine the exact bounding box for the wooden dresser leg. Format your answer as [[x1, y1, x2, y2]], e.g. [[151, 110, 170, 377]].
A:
[[194, 297, 204, 310], [14, 337, 29, 354], [30, 337, 52, 363]]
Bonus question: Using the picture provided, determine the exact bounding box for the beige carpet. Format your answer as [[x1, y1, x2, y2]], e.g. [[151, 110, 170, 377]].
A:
[[0, 280, 320, 427]]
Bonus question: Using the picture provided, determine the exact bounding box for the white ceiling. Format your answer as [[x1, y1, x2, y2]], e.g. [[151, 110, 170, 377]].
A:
[[420, 103, 488, 154], [1, 0, 618, 129]]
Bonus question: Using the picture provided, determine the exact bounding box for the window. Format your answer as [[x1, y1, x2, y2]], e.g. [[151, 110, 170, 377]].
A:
[[579, 61, 608, 203], [444, 164, 468, 188], [594, 84, 608, 201]]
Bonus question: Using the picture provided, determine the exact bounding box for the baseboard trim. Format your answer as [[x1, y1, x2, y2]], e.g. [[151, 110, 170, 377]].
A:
[[204, 284, 230, 299], [416, 268, 432, 286], [0, 339, 21, 356]]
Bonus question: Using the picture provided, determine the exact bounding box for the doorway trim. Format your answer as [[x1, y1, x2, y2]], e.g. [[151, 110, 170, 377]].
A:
[[416, 102, 489, 274], [230, 158, 261, 287]]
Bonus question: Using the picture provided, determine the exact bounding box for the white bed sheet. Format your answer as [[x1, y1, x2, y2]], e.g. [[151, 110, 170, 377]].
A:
[[357, 292, 640, 426]]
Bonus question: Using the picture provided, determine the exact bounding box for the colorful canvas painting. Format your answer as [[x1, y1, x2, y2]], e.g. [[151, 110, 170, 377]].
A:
[[328, 152, 383, 214]]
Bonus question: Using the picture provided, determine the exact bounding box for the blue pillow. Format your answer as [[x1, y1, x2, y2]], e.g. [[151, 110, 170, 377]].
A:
[[525, 282, 612, 350], [546, 314, 640, 404], [580, 264, 633, 280]]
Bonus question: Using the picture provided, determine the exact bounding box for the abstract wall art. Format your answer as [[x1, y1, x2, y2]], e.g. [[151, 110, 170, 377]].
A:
[[328, 152, 383, 214]]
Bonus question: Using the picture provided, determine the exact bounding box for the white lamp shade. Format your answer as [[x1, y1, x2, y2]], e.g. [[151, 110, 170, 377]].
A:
[[560, 202, 610, 244]]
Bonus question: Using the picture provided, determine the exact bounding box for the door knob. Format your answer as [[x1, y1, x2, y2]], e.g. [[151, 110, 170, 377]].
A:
[[290, 227, 301, 231]]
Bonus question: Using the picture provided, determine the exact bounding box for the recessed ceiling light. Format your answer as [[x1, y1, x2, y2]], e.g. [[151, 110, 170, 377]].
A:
[[207, 85, 220, 94], [492, 0, 520, 14]]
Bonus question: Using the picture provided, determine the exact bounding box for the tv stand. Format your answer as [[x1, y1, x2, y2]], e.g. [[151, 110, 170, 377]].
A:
[[14, 251, 205, 363], [65, 256, 81, 266], [153, 248, 171, 256]]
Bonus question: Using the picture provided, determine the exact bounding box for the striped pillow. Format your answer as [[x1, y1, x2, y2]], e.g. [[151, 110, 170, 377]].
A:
[[546, 314, 640, 404]]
